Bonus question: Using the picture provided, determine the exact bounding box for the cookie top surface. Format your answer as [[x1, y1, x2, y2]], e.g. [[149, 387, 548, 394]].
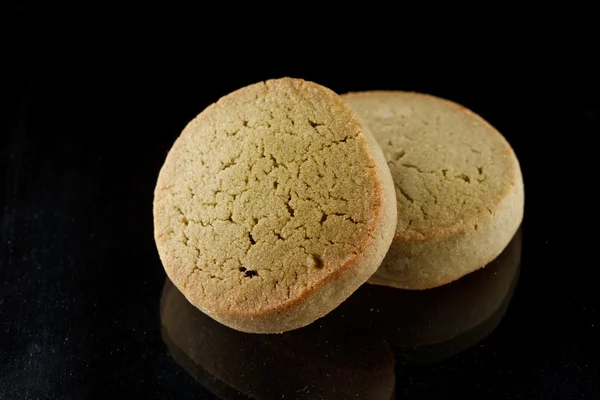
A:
[[343, 91, 520, 241], [154, 78, 394, 321]]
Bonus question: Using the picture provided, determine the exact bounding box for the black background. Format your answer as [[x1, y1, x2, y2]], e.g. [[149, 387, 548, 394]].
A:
[[2, 4, 599, 399]]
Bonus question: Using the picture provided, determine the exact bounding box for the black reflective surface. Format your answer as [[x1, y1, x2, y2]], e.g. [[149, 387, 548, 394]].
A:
[[2, 10, 599, 398]]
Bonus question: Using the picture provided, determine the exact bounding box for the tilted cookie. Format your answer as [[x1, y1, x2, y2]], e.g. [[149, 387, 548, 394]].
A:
[[343, 91, 524, 290], [154, 78, 397, 333]]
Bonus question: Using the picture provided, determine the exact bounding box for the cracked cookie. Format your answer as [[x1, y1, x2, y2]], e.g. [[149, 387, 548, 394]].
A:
[[342, 91, 524, 290], [154, 78, 397, 333]]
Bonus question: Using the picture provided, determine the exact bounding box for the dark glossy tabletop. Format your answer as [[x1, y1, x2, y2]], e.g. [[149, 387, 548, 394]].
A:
[[2, 13, 599, 398]]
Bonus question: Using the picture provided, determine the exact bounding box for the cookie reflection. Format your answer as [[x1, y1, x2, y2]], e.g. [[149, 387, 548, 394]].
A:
[[161, 281, 395, 400], [331, 229, 522, 363]]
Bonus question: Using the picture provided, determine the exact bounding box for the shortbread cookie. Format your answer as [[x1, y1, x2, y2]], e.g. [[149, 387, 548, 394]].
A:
[[342, 91, 524, 289], [154, 78, 397, 333]]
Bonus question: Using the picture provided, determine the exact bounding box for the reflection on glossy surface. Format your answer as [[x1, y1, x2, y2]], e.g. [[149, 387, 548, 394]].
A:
[[161, 281, 396, 400], [161, 231, 521, 399], [334, 230, 522, 350]]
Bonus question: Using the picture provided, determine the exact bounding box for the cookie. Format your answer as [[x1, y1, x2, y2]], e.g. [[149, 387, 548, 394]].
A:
[[154, 78, 397, 333], [342, 91, 524, 289]]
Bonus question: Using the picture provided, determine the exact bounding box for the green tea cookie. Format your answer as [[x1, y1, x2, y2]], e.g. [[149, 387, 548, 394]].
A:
[[154, 78, 397, 333], [343, 91, 523, 289]]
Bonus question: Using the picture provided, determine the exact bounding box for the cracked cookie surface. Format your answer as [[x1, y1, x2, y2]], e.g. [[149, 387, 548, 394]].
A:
[[343, 91, 523, 290], [154, 78, 397, 333]]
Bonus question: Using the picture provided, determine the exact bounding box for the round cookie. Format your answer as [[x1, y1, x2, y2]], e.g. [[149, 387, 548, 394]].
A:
[[342, 91, 524, 290], [154, 78, 397, 333]]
